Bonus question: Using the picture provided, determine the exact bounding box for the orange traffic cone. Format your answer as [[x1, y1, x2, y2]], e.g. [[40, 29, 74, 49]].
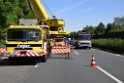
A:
[[91, 53, 97, 68]]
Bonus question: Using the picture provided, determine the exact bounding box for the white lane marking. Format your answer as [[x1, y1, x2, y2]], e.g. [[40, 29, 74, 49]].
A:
[[97, 66, 123, 83], [114, 54, 123, 58], [34, 64, 38, 69], [74, 51, 79, 55]]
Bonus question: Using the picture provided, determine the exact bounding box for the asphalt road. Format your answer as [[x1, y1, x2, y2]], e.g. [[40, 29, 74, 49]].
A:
[[0, 49, 124, 83]]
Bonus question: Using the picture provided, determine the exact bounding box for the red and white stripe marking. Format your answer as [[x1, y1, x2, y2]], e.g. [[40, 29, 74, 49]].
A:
[[0, 48, 6, 54], [1, 42, 47, 57], [6, 51, 43, 57], [51, 45, 70, 54], [17, 51, 42, 57], [42, 42, 47, 54], [52, 46, 67, 49]]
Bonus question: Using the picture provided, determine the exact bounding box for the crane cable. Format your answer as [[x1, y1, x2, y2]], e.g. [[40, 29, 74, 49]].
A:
[[41, 0, 55, 18]]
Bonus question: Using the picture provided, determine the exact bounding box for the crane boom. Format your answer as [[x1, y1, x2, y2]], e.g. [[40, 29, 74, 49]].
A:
[[28, 0, 65, 27], [28, 0, 49, 21]]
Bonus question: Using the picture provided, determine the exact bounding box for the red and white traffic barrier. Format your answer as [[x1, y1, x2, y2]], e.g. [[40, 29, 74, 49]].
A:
[[51, 43, 70, 54]]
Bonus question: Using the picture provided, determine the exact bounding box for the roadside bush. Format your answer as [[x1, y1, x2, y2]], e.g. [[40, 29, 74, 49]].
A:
[[92, 38, 124, 53]]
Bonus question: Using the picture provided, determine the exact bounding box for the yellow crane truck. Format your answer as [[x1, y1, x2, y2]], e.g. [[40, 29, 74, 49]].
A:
[[27, 0, 71, 58], [27, 0, 70, 37], [0, 0, 71, 62], [4, 24, 49, 62], [27, 0, 64, 31]]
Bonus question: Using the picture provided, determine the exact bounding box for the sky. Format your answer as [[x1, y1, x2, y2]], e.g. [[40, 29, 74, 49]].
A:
[[41, 0, 124, 32]]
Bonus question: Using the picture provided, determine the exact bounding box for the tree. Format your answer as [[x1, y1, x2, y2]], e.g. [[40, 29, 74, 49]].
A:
[[0, 0, 30, 28], [95, 22, 105, 34], [114, 17, 124, 31], [0, 0, 30, 38], [70, 32, 78, 39], [105, 23, 113, 34], [83, 25, 96, 35]]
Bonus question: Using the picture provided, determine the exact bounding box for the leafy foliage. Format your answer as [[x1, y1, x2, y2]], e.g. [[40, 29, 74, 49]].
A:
[[114, 17, 124, 31], [92, 39, 124, 53], [82, 25, 96, 35], [71, 17, 124, 39], [0, 0, 30, 38], [70, 17, 124, 53], [95, 22, 105, 34]]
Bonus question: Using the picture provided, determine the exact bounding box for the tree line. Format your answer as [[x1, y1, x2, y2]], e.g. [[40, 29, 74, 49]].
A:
[[71, 17, 124, 39], [0, 0, 124, 40]]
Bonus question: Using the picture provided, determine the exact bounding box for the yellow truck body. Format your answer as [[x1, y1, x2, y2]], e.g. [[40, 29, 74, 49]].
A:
[[5, 25, 49, 62]]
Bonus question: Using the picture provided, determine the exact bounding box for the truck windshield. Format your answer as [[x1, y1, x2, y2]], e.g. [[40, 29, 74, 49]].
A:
[[78, 35, 91, 40], [7, 29, 41, 41]]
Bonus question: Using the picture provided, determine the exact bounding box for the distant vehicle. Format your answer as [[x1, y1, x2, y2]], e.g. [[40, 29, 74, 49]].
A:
[[68, 40, 75, 45], [75, 33, 92, 49]]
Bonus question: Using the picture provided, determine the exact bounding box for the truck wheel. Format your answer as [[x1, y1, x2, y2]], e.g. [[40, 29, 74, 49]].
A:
[[47, 46, 51, 58], [88, 47, 91, 49], [9, 57, 18, 64], [9, 58, 14, 63], [42, 56, 47, 62], [75, 42, 78, 49], [75, 44, 78, 49]]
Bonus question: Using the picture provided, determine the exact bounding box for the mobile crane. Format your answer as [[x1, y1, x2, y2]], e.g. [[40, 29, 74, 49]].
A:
[[1, 0, 53, 63], [27, 0, 70, 36], [27, 0, 71, 58], [4, 24, 49, 62], [0, 0, 71, 61]]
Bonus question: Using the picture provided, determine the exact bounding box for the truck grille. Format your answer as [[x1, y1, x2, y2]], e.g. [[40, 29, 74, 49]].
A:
[[81, 43, 89, 44]]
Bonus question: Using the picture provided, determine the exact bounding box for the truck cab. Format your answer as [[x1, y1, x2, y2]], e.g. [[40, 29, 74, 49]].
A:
[[75, 33, 92, 49], [5, 25, 49, 62]]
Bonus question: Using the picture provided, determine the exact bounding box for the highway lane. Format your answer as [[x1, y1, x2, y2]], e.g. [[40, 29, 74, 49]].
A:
[[75, 49, 124, 82], [0, 57, 37, 83], [25, 49, 124, 83], [92, 49, 124, 82], [0, 49, 124, 83]]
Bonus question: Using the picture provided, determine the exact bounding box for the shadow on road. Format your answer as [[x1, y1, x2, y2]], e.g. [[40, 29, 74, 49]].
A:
[[0, 59, 38, 66], [50, 56, 66, 59], [74, 47, 91, 50]]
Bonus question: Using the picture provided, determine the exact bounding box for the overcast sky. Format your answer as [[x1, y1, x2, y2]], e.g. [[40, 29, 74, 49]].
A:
[[41, 0, 124, 32]]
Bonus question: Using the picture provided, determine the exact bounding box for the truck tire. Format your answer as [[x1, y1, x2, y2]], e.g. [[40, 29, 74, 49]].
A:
[[47, 44, 51, 58], [88, 47, 91, 49], [75, 42, 78, 49], [42, 55, 47, 62], [9, 57, 19, 64], [9, 57, 14, 63], [47, 46, 51, 58]]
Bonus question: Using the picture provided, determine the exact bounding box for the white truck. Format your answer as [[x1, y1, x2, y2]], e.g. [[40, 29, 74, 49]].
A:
[[75, 33, 92, 49]]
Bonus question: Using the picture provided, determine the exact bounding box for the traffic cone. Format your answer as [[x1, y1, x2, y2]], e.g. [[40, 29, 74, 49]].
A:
[[91, 53, 97, 68]]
